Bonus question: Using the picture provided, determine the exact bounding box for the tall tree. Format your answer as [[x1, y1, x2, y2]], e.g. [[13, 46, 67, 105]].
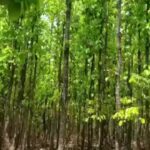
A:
[[58, 0, 72, 149], [115, 0, 122, 149]]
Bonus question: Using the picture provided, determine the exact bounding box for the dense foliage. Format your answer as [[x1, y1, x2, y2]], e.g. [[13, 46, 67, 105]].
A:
[[0, 0, 149, 149]]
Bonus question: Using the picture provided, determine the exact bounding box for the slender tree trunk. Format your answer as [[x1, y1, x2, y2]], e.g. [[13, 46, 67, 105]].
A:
[[0, 108, 4, 150], [81, 58, 88, 150], [126, 63, 132, 150], [135, 26, 143, 149], [87, 54, 95, 150], [115, 0, 122, 149], [56, 23, 64, 149], [145, 1, 150, 149]]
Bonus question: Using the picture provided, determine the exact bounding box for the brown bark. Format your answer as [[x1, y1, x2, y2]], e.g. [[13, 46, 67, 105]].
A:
[[144, 1, 150, 149], [58, 0, 72, 149], [115, 0, 122, 149]]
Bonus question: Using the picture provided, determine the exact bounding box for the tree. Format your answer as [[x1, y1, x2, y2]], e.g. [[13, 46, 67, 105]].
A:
[[115, 0, 122, 149], [58, 0, 72, 149]]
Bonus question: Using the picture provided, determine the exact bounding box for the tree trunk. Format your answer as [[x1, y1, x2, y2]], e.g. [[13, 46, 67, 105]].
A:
[[144, 1, 150, 149], [115, 0, 122, 149], [58, 0, 72, 149]]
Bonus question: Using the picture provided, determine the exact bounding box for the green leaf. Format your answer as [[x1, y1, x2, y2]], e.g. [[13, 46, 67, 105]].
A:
[[139, 118, 145, 124], [119, 120, 124, 126]]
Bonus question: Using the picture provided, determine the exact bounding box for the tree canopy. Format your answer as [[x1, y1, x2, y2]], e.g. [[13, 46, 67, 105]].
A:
[[0, 0, 40, 19]]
